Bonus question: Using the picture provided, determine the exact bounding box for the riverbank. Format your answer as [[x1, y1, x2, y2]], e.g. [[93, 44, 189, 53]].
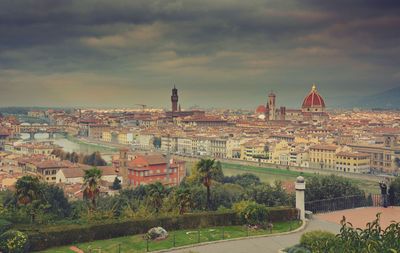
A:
[[64, 135, 119, 152], [173, 155, 381, 194]]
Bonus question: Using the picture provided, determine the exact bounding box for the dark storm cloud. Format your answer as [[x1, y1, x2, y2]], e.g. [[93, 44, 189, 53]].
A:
[[0, 0, 399, 107]]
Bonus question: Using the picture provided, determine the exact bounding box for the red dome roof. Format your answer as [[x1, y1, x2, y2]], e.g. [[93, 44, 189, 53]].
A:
[[256, 105, 267, 113], [302, 85, 325, 108]]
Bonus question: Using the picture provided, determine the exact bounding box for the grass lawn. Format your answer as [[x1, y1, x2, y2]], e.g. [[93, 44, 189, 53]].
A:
[[219, 162, 380, 194], [38, 220, 302, 253]]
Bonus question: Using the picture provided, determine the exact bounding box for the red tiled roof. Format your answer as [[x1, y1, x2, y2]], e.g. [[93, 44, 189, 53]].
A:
[[302, 85, 325, 108]]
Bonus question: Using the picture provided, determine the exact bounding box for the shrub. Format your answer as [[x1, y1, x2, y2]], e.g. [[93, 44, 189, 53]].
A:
[[232, 200, 256, 214], [286, 245, 311, 253], [300, 230, 336, 251], [0, 218, 12, 234], [239, 203, 269, 226], [0, 230, 29, 253]]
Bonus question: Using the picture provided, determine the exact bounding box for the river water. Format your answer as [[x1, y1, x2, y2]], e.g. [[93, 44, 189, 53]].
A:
[[20, 133, 116, 163]]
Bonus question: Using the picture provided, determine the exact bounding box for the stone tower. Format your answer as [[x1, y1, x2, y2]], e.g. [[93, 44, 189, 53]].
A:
[[268, 92, 276, 121], [171, 85, 179, 112]]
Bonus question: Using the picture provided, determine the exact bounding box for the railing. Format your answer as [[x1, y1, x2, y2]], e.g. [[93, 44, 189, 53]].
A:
[[305, 195, 370, 214]]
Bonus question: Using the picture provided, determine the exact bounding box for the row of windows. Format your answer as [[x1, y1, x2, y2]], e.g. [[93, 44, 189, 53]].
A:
[[130, 168, 177, 176], [129, 177, 178, 186], [336, 167, 358, 173], [45, 169, 57, 175]]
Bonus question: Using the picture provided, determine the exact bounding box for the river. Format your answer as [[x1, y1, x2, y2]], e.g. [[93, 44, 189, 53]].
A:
[[20, 133, 117, 163]]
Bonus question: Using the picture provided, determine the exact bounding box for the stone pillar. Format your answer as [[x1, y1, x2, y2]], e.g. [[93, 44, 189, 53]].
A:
[[295, 176, 306, 220], [29, 132, 35, 140]]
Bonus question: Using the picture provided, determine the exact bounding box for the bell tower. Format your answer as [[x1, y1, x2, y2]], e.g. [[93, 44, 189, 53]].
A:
[[171, 85, 178, 112], [268, 92, 276, 121]]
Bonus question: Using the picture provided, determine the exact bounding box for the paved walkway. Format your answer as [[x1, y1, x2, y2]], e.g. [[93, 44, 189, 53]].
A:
[[166, 207, 399, 253], [316, 206, 400, 229], [166, 219, 340, 253]]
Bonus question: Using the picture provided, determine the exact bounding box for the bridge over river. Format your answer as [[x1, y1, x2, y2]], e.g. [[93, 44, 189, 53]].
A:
[[15, 124, 69, 140]]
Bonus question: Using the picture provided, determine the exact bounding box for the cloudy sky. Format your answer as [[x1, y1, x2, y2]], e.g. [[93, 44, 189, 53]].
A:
[[0, 0, 399, 109]]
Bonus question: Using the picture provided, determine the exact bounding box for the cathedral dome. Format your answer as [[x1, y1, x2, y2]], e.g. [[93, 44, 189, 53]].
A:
[[256, 105, 267, 114], [302, 84, 325, 109]]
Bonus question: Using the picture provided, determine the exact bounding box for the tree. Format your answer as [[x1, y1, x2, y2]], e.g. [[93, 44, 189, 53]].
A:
[[210, 183, 245, 210], [41, 184, 71, 218], [14, 176, 42, 222], [83, 167, 102, 209], [174, 187, 192, 214], [70, 152, 79, 163], [222, 173, 261, 187], [146, 182, 167, 213], [153, 137, 161, 149], [112, 177, 122, 190], [246, 181, 293, 207], [84, 152, 107, 166], [305, 175, 364, 202], [195, 159, 223, 210], [14, 176, 41, 206]]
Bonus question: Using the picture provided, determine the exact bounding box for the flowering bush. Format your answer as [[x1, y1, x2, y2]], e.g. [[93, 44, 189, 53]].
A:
[[0, 230, 29, 253]]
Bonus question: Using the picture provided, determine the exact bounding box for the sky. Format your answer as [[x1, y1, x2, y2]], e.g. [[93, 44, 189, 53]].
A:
[[0, 0, 399, 109]]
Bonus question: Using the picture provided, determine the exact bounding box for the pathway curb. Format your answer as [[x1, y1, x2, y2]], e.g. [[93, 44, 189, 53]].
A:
[[153, 220, 309, 253]]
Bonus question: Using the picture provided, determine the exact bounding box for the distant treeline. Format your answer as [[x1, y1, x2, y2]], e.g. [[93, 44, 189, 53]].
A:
[[52, 149, 107, 166], [0, 107, 74, 115]]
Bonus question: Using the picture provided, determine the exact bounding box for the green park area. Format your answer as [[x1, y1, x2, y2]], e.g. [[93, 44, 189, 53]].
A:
[[39, 221, 301, 253], [218, 162, 380, 194]]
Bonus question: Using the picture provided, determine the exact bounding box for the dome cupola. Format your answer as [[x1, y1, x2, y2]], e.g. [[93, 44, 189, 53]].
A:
[[301, 84, 326, 112]]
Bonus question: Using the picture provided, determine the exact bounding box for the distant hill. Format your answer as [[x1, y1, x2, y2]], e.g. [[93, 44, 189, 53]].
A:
[[346, 86, 400, 109]]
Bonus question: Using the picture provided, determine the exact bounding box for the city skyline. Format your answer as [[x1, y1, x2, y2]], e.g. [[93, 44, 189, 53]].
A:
[[0, 0, 399, 108]]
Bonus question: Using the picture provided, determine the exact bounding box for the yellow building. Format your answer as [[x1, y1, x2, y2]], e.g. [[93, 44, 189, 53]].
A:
[[102, 131, 112, 142], [269, 140, 290, 165], [118, 131, 133, 145], [335, 152, 370, 173], [241, 140, 268, 161], [118, 132, 128, 145], [309, 144, 338, 170], [349, 135, 400, 173]]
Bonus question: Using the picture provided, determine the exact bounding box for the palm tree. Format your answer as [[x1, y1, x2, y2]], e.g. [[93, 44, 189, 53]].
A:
[[146, 182, 166, 213], [175, 187, 192, 215], [83, 167, 102, 209], [195, 159, 222, 210], [14, 175, 42, 222]]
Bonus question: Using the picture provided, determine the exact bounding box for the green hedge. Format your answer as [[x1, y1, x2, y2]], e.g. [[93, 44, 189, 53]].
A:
[[0, 219, 12, 234], [24, 208, 298, 251], [268, 207, 299, 222]]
